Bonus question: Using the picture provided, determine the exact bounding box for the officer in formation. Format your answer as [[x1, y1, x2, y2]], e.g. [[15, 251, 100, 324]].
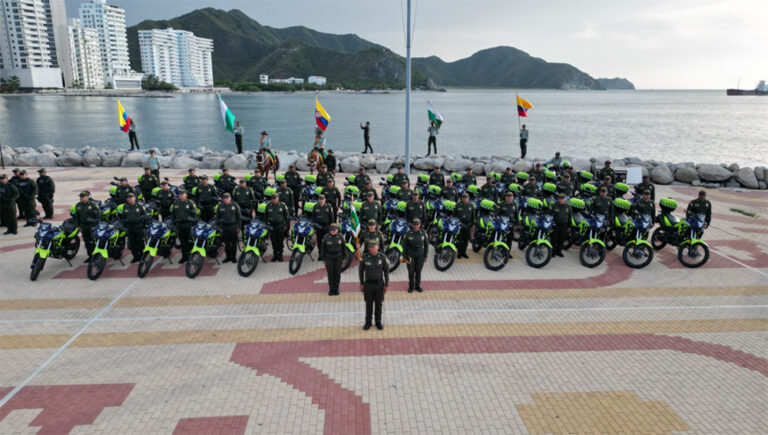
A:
[[360, 179, 378, 200], [455, 192, 475, 258], [322, 179, 341, 219], [312, 195, 334, 260], [183, 168, 199, 192], [598, 160, 615, 183], [404, 218, 429, 293], [215, 167, 236, 195], [15, 169, 37, 225], [284, 164, 302, 211], [393, 165, 409, 187], [359, 218, 385, 252], [462, 167, 476, 186], [233, 179, 256, 220], [397, 180, 412, 201], [360, 191, 382, 224], [36, 168, 55, 220], [115, 177, 134, 205], [0, 174, 19, 234], [155, 181, 175, 220], [264, 192, 289, 262], [557, 173, 574, 197], [497, 191, 518, 222], [276, 178, 295, 215], [479, 176, 497, 202], [501, 167, 516, 186], [635, 175, 656, 201], [248, 171, 267, 199], [600, 176, 615, 199], [405, 191, 426, 223], [73, 191, 100, 261], [531, 163, 545, 184], [321, 223, 345, 296], [686, 190, 712, 227], [550, 193, 572, 258], [138, 167, 159, 200], [442, 178, 457, 201], [523, 176, 539, 198], [195, 175, 218, 221], [316, 164, 332, 187], [216, 193, 241, 263], [631, 189, 656, 222], [121, 193, 147, 263], [591, 187, 614, 219], [359, 239, 389, 330], [171, 189, 197, 264]]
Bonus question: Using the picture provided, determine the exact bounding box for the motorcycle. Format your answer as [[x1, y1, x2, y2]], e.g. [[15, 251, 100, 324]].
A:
[[87, 219, 127, 280], [185, 220, 222, 278], [609, 199, 654, 268], [29, 218, 80, 281], [566, 198, 607, 268], [287, 202, 319, 275], [378, 175, 395, 201], [338, 209, 361, 272], [483, 214, 513, 271], [519, 198, 555, 268], [299, 174, 319, 209], [472, 199, 496, 252], [651, 198, 709, 268], [137, 219, 176, 278], [415, 173, 430, 197], [383, 200, 408, 272], [431, 200, 461, 271], [238, 216, 271, 277], [450, 173, 467, 196]]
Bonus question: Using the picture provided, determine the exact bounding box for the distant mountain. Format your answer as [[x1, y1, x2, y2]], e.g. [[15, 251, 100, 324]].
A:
[[596, 77, 635, 90], [127, 9, 622, 90]]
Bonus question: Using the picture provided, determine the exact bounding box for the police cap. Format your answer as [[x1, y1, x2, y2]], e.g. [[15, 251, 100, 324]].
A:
[[412, 218, 421, 225], [188, 168, 196, 172], [126, 193, 136, 198], [461, 192, 470, 198], [177, 189, 187, 195], [239, 179, 247, 183], [119, 176, 128, 181], [642, 189, 651, 194], [318, 194, 326, 200], [505, 191, 514, 197], [161, 181, 169, 185], [698, 190, 707, 195], [599, 186, 608, 192], [320, 164, 327, 169], [19, 169, 26, 175], [367, 219, 376, 225], [222, 167, 229, 171], [605, 160, 612, 164], [12, 168, 19, 173], [79, 190, 90, 197], [0, 174, 6, 180], [37, 168, 46, 173], [368, 238, 379, 246], [330, 223, 339, 230], [222, 192, 231, 198], [557, 193, 567, 198], [410, 190, 419, 196]]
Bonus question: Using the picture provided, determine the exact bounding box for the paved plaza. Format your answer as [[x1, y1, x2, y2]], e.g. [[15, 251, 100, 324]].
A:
[[0, 167, 766, 434]]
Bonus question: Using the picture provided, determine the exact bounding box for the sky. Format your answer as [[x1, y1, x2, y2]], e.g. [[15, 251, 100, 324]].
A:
[[65, 0, 768, 89]]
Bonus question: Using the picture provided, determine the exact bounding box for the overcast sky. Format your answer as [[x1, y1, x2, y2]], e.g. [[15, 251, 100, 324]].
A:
[[65, 0, 768, 89]]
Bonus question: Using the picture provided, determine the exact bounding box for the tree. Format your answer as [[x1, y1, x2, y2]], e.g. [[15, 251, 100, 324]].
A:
[[141, 74, 177, 91], [104, 81, 114, 89], [9, 75, 20, 92]]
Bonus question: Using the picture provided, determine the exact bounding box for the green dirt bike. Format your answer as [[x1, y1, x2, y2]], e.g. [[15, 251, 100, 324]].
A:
[[383, 200, 409, 272], [137, 219, 176, 278], [429, 200, 461, 272], [185, 219, 222, 278], [518, 198, 555, 268], [87, 219, 127, 280], [238, 210, 271, 277], [567, 198, 608, 268], [651, 198, 710, 268], [474, 199, 513, 271], [609, 198, 654, 269], [338, 200, 362, 272], [29, 219, 80, 281], [286, 202, 319, 275]]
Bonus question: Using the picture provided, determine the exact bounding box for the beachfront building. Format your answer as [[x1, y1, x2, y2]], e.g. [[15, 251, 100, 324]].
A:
[[138, 27, 214, 88], [259, 74, 268, 84], [67, 18, 103, 89], [0, 0, 69, 88], [308, 76, 326, 86], [78, 0, 140, 89], [269, 77, 304, 84]]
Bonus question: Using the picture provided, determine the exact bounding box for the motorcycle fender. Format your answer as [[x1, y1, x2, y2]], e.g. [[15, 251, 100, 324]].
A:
[[388, 242, 403, 253], [143, 245, 158, 257], [295, 244, 306, 253], [346, 243, 356, 252], [34, 247, 51, 259], [491, 241, 510, 250], [587, 238, 606, 248], [634, 239, 652, 249], [244, 245, 259, 255], [535, 239, 553, 249], [440, 242, 458, 252], [92, 247, 108, 258], [682, 238, 707, 247], [191, 246, 206, 257]]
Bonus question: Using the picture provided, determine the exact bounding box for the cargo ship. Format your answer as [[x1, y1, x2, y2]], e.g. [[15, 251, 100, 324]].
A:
[[727, 80, 768, 96]]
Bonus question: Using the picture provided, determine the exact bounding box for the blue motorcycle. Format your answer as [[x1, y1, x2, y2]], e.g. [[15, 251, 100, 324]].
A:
[[30, 219, 80, 281], [238, 217, 270, 277], [137, 219, 176, 278], [433, 215, 461, 271]]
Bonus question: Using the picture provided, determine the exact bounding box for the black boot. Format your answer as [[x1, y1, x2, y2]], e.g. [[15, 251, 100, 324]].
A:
[[363, 322, 372, 331], [376, 323, 383, 330]]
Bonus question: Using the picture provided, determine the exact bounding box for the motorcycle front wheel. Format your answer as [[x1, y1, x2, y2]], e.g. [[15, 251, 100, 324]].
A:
[[434, 246, 457, 271], [678, 243, 709, 268], [87, 255, 106, 280], [30, 254, 46, 281], [579, 243, 606, 268], [622, 243, 653, 269], [651, 228, 667, 250], [63, 237, 80, 260], [185, 252, 204, 278], [483, 246, 509, 271], [525, 244, 552, 268], [289, 250, 304, 275], [605, 229, 618, 251], [237, 251, 259, 277], [471, 239, 481, 253], [385, 247, 401, 272], [137, 252, 154, 278]]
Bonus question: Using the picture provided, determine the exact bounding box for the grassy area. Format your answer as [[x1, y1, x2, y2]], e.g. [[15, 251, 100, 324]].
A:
[[730, 208, 758, 218]]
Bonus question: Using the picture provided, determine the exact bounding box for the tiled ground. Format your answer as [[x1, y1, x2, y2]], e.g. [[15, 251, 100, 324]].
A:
[[1, 167, 766, 434]]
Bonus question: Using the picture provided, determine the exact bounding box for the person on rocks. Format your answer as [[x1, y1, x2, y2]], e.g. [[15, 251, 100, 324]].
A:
[[36, 168, 55, 220], [519, 125, 529, 158], [360, 121, 373, 154], [234, 121, 244, 154], [427, 121, 439, 156], [128, 119, 140, 150], [359, 239, 389, 331]]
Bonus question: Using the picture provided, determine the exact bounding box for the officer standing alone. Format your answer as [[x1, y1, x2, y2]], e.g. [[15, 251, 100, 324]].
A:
[[36, 168, 55, 219], [686, 190, 712, 228], [0, 174, 20, 234], [359, 240, 389, 330], [322, 223, 345, 296], [404, 218, 429, 293]]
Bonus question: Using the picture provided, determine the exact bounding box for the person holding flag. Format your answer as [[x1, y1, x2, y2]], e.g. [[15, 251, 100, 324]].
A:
[[218, 94, 240, 153], [516, 94, 533, 158], [312, 97, 331, 162], [427, 102, 443, 156], [117, 99, 138, 150]]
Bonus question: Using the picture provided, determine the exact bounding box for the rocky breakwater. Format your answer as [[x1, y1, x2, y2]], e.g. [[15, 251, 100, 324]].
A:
[[1, 145, 766, 190]]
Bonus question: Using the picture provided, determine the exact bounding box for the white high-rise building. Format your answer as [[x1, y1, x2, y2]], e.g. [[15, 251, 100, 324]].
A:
[[67, 18, 103, 89], [0, 0, 68, 88], [138, 27, 213, 88]]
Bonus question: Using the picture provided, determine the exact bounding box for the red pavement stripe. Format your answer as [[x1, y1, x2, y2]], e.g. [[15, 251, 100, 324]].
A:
[[173, 415, 249, 435]]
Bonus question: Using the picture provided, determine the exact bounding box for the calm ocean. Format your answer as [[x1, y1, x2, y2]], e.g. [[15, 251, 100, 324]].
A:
[[1, 89, 766, 167]]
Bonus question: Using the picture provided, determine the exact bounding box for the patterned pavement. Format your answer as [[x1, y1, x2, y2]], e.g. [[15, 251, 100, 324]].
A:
[[0, 167, 766, 434]]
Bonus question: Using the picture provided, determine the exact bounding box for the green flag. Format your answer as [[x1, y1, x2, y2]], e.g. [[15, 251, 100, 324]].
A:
[[219, 94, 235, 133], [427, 101, 443, 129]]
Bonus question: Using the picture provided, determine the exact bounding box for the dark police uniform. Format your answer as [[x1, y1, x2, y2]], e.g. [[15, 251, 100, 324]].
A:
[[360, 199, 383, 224], [454, 199, 476, 257], [498, 200, 518, 223], [393, 172, 409, 188], [501, 172, 516, 186], [325, 154, 337, 174], [321, 185, 341, 218], [360, 185, 379, 200], [522, 182, 539, 198], [215, 200, 241, 262], [120, 200, 147, 262], [405, 199, 427, 223], [233, 185, 255, 218], [531, 169, 545, 183], [15, 175, 37, 221], [322, 227, 345, 295], [358, 245, 389, 329], [265, 200, 289, 260], [686, 197, 712, 226], [312, 201, 335, 259], [284, 170, 302, 211], [442, 185, 457, 201], [404, 224, 429, 292], [74, 197, 100, 257], [550, 200, 572, 256], [277, 185, 295, 215], [359, 226, 386, 252], [429, 171, 445, 188], [631, 198, 656, 223], [354, 172, 371, 190], [0, 179, 20, 233], [171, 197, 197, 262], [248, 174, 267, 199], [215, 172, 237, 195], [115, 184, 134, 205], [155, 188, 175, 220], [591, 196, 614, 219], [598, 166, 615, 184], [138, 173, 159, 200], [556, 180, 573, 197], [599, 182, 615, 199], [316, 170, 332, 187], [462, 173, 476, 186], [36, 172, 55, 219], [397, 187, 413, 202], [183, 172, 199, 192], [195, 183, 218, 222], [636, 181, 656, 201], [479, 183, 497, 202]]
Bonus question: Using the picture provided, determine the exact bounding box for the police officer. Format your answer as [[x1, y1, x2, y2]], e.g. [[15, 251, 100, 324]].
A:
[[404, 218, 429, 293], [325, 150, 337, 176], [686, 190, 712, 228], [0, 174, 19, 234], [429, 166, 444, 188], [442, 178, 457, 201], [115, 177, 134, 205], [522, 176, 539, 198], [183, 168, 200, 192], [359, 218, 386, 252], [316, 164, 332, 187], [215, 167, 236, 195], [501, 167, 516, 186], [531, 163, 545, 184], [360, 179, 378, 201], [121, 193, 147, 263], [497, 191, 518, 223], [171, 189, 197, 264], [462, 167, 476, 186], [216, 193, 241, 263], [195, 175, 218, 222], [557, 173, 574, 197], [405, 191, 426, 223], [248, 170, 267, 200], [600, 176, 615, 199], [284, 165, 302, 211], [392, 165, 409, 187], [265, 193, 289, 262], [592, 186, 614, 219], [455, 192, 475, 258], [322, 223, 345, 296], [36, 168, 55, 219], [397, 180, 412, 201], [598, 160, 615, 183], [233, 179, 255, 220], [550, 193, 572, 258], [635, 175, 656, 201], [479, 176, 497, 202], [313, 195, 334, 260], [138, 167, 159, 201], [360, 191, 383, 224], [277, 178, 295, 215], [322, 179, 341, 219], [355, 167, 371, 190], [631, 189, 656, 223], [155, 181, 175, 220], [359, 239, 389, 330], [15, 170, 37, 225], [74, 191, 100, 260]]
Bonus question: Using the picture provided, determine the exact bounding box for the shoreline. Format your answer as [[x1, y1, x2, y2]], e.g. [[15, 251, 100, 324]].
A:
[[1, 145, 765, 190]]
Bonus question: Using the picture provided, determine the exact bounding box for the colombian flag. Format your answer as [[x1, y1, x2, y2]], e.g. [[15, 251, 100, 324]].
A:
[[516, 95, 533, 117], [117, 99, 131, 132], [315, 97, 331, 131]]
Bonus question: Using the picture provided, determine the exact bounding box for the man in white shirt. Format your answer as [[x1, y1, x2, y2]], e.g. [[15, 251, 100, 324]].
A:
[[427, 121, 439, 156], [520, 125, 529, 159]]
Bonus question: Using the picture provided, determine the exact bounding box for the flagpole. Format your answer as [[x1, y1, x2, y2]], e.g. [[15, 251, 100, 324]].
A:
[[404, 0, 412, 176], [516, 92, 521, 131]]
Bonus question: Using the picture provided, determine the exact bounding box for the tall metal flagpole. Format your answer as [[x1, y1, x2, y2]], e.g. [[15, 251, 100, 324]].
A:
[[404, 0, 412, 175]]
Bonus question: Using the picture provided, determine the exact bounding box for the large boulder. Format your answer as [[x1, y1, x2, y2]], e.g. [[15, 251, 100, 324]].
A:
[[697, 163, 732, 182], [157, 156, 173, 168], [443, 158, 473, 172], [340, 156, 361, 173], [223, 154, 249, 170], [277, 153, 298, 171], [103, 152, 126, 167], [375, 159, 395, 173], [471, 161, 486, 175], [650, 165, 674, 184], [570, 159, 592, 172], [733, 167, 758, 189], [201, 155, 227, 169], [294, 158, 311, 171], [413, 157, 444, 171], [34, 152, 58, 167], [511, 160, 533, 173], [727, 163, 739, 173], [81, 150, 102, 167], [0, 150, 13, 166], [674, 167, 698, 183], [37, 144, 56, 154], [753, 166, 766, 181], [55, 152, 83, 167], [360, 154, 377, 169], [171, 155, 199, 169], [488, 160, 514, 174], [121, 152, 146, 167], [12, 153, 38, 166]]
